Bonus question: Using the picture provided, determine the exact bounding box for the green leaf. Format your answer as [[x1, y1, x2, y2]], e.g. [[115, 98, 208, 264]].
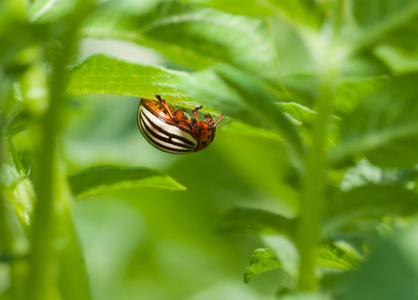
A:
[[82, 1, 279, 82], [280, 74, 319, 107], [180, 0, 275, 17], [339, 159, 415, 191], [334, 76, 388, 117], [182, 64, 305, 164], [262, 234, 299, 278], [340, 223, 418, 300], [244, 248, 282, 284], [214, 206, 297, 236], [279, 292, 332, 300], [277, 102, 340, 148], [0, 141, 35, 228], [100, 0, 164, 16], [331, 73, 418, 168], [182, 0, 324, 27], [243, 243, 357, 284], [375, 45, 418, 74], [224, 101, 334, 147], [268, 16, 316, 78], [66, 54, 195, 108], [266, 0, 323, 29], [57, 205, 91, 300], [342, 51, 391, 79], [68, 166, 186, 200], [324, 184, 418, 233], [318, 244, 358, 270], [350, 0, 418, 52], [29, 0, 78, 23]]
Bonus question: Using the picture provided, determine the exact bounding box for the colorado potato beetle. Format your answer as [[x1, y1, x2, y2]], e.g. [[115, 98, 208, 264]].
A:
[[137, 95, 224, 154]]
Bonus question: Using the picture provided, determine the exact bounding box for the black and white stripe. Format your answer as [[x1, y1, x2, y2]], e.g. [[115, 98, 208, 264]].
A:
[[137, 103, 197, 154]]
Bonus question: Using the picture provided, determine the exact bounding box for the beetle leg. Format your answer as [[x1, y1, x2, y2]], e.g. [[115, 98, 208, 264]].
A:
[[209, 115, 224, 130], [156, 94, 178, 123], [192, 105, 202, 126], [181, 108, 192, 121]]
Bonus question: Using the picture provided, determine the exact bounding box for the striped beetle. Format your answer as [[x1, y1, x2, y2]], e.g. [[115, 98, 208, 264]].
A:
[[137, 95, 223, 154]]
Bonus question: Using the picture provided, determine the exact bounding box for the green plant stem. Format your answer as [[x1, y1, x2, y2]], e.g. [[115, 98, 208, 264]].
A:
[[296, 63, 336, 292], [27, 1, 95, 296], [27, 51, 71, 300], [26, 19, 82, 300]]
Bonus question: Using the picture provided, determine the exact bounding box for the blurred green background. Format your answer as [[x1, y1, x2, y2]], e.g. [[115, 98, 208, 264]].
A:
[[3, 0, 418, 299]]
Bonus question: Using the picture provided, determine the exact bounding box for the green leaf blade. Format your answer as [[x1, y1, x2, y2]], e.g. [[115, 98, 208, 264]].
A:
[[82, 2, 279, 82], [29, 0, 78, 23], [244, 248, 282, 284], [214, 206, 297, 236], [268, 0, 323, 29], [331, 73, 418, 168], [318, 244, 358, 270], [339, 223, 418, 300], [351, 0, 418, 52], [324, 184, 418, 233], [180, 0, 275, 17], [67, 54, 192, 105], [330, 184, 418, 217], [68, 166, 186, 200]]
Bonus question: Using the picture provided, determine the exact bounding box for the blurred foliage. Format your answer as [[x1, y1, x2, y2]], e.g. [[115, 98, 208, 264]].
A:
[[2, 0, 418, 300]]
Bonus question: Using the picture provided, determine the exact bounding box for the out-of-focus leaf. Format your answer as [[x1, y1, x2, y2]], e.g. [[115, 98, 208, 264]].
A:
[[277, 102, 315, 126], [182, 0, 324, 27], [179, 0, 274, 16], [350, 0, 418, 52], [324, 184, 418, 233], [225, 101, 337, 149], [56, 186, 91, 300], [68, 166, 186, 200], [82, 1, 279, 82], [182, 64, 305, 164], [277, 102, 340, 148], [280, 75, 318, 107], [334, 76, 388, 117], [243, 243, 356, 285], [340, 222, 418, 300], [342, 51, 391, 79], [279, 292, 332, 300], [101, 0, 163, 16], [375, 45, 418, 74], [66, 55, 197, 108], [244, 248, 282, 284], [0, 141, 35, 228], [0, 7, 48, 102], [214, 206, 297, 236], [246, 241, 357, 285], [318, 244, 358, 270], [262, 235, 299, 278], [267, 0, 323, 29], [340, 159, 417, 192], [331, 73, 418, 168], [29, 0, 78, 23]]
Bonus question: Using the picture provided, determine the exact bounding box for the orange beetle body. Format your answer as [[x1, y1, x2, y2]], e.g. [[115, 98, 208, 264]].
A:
[[137, 95, 223, 154]]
